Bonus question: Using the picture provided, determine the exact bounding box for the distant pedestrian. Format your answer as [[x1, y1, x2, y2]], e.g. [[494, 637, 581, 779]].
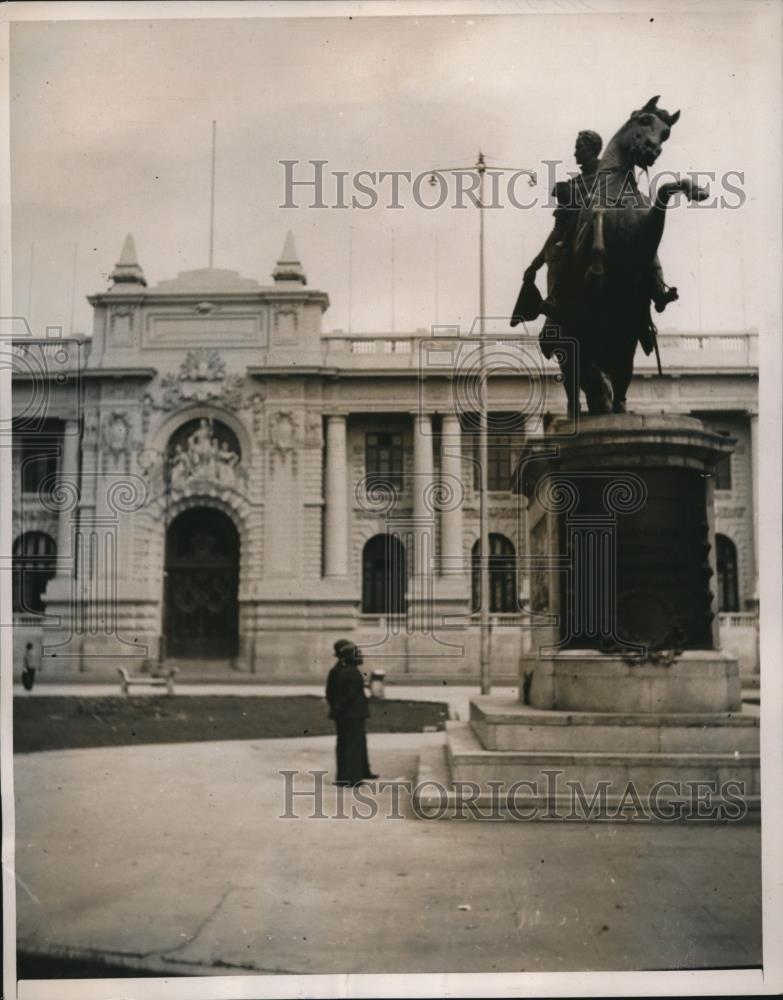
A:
[[21, 642, 39, 692], [325, 639, 378, 787]]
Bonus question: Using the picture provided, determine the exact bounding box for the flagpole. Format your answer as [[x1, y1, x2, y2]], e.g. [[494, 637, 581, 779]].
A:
[[477, 152, 492, 694], [209, 120, 217, 268]]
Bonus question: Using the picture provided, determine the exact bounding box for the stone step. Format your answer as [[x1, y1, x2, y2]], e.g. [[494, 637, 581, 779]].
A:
[[469, 696, 760, 754], [446, 722, 760, 797], [412, 742, 760, 823]]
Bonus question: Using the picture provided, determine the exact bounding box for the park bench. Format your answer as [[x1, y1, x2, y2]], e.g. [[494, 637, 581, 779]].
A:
[[117, 666, 178, 696]]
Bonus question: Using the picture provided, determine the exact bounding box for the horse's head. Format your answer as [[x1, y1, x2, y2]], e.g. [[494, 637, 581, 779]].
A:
[[622, 96, 680, 168]]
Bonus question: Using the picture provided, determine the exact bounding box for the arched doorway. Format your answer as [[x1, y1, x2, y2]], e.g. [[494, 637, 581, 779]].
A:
[[472, 534, 518, 613], [164, 508, 239, 658], [362, 534, 406, 614]]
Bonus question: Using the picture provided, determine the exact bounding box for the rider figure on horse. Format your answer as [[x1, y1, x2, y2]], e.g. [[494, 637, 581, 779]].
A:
[[513, 128, 679, 337]]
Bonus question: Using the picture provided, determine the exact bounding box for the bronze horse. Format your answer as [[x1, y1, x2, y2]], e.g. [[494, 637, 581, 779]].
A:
[[541, 97, 708, 415]]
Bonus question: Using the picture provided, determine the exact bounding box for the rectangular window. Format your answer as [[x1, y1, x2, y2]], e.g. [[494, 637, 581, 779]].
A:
[[715, 430, 732, 490], [20, 440, 59, 495], [466, 413, 525, 492], [365, 432, 404, 491], [485, 433, 513, 491]]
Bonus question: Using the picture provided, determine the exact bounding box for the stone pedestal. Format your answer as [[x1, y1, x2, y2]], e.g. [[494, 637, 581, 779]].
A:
[[414, 416, 759, 821], [525, 649, 740, 714], [519, 413, 737, 713]]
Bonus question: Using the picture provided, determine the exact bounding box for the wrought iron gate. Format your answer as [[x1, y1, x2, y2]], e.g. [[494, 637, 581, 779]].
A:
[[164, 507, 239, 659]]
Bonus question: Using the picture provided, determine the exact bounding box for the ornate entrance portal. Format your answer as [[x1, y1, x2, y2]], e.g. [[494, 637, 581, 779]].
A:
[[164, 507, 239, 659]]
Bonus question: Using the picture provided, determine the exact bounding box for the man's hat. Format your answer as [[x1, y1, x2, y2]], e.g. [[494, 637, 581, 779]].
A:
[[333, 638, 352, 657]]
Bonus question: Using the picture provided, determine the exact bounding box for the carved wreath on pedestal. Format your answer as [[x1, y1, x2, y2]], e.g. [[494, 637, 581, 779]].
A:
[[605, 589, 687, 666]]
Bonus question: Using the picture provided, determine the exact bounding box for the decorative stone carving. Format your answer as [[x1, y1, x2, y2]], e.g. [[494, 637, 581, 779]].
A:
[[137, 447, 164, 483], [182, 349, 225, 382], [110, 305, 134, 320], [153, 350, 245, 411], [270, 381, 300, 400], [104, 382, 141, 401], [305, 411, 322, 447], [488, 505, 524, 519], [170, 418, 243, 490], [102, 411, 131, 471], [109, 305, 134, 344], [12, 509, 58, 535], [715, 505, 745, 518], [250, 392, 265, 436], [268, 410, 300, 474], [135, 418, 247, 500], [142, 393, 155, 436], [273, 306, 299, 340], [269, 411, 298, 455], [83, 409, 100, 448]]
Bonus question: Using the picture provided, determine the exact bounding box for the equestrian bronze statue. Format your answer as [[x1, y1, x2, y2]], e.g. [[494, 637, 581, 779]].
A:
[[512, 97, 707, 415]]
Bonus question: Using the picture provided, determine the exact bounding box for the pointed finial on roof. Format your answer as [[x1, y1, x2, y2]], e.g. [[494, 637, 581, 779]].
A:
[[110, 233, 147, 288], [272, 230, 306, 285]]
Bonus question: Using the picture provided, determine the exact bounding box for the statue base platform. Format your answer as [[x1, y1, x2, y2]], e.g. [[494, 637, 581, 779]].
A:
[[413, 697, 759, 822], [411, 414, 757, 821]]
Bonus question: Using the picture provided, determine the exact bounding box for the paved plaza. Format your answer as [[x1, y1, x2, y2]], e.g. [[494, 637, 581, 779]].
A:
[[14, 726, 762, 977]]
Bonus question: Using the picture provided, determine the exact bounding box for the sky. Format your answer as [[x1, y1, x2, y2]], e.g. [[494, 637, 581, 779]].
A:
[[9, 4, 781, 338]]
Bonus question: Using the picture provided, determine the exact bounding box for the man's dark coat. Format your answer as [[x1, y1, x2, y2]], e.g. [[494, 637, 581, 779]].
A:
[[325, 660, 371, 785]]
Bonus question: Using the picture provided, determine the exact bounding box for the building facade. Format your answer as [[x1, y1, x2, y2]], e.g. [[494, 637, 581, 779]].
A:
[[11, 235, 760, 680]]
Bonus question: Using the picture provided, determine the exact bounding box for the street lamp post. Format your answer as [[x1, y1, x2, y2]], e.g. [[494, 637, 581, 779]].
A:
[[429, 153, 536, 695], [476, 153, 491, 696]]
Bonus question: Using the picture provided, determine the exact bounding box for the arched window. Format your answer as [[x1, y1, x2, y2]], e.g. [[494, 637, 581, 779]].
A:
[[472, 534, 518, 613], [362, 534, 406, 614], [716, 534, 739, 613], [13, 532, 57, 614]]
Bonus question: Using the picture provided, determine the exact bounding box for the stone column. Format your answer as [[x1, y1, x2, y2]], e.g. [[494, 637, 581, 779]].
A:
[[749, 411, 759, 599], [324, 415, 349, 576], [413, 413, 434, 550], [440, 414, 463, 575], [56, 419, 81, 575], [410, 413, 434, 633], [41, 418, 82, 669]]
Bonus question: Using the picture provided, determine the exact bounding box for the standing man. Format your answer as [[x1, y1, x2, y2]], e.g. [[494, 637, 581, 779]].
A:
[[325, 639, 378, 787], [21, 641, 39, 691]]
